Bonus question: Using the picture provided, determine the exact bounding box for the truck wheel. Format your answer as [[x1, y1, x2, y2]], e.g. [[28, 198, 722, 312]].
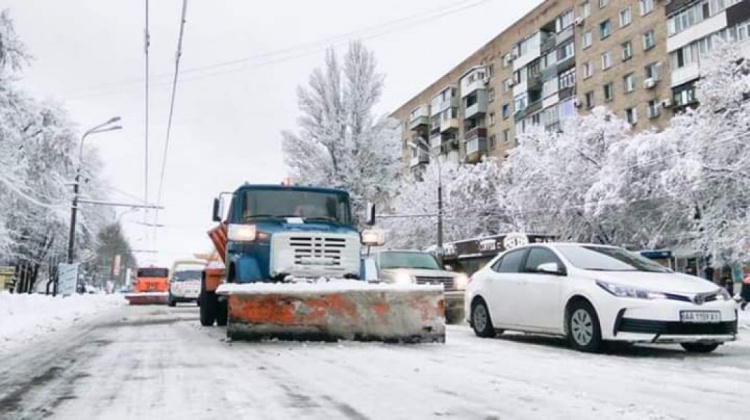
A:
[[216, 299, 228, 326], [200, 292, 217, 326]]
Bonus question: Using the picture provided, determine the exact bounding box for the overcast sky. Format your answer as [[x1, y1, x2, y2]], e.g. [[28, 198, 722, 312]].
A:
[[6, 0, 537, 267]]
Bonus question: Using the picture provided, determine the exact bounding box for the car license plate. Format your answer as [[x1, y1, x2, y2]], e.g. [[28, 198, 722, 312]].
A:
[[680, 311, 721, 323]]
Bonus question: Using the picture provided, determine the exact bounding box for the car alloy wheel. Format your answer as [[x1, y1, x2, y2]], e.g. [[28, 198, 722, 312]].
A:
[[471, 299, 498, 338], [571, 309, 593, 346], [473, 304, 488, 332]]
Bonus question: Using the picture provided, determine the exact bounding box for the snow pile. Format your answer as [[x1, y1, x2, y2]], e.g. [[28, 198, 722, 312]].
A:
[[217, 280, 443, 295], [0, 292, 125, 351]]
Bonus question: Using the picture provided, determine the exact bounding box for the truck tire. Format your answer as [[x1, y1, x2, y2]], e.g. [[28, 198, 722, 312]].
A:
[[168, 295, 176, 307], [200, 292, 217, 326], [216, 299, 228, 326]]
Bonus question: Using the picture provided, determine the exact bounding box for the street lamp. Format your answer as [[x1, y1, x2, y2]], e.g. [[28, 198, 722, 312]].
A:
[[65, 117, 123, 266], [408, 138, 443, 262]]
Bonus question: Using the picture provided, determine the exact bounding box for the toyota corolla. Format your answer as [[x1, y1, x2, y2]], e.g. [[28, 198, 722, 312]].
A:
[[465, 243, 737, 353]]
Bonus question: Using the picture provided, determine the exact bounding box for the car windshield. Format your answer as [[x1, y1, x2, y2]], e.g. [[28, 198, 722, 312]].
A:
[[241, 189, 351, 225], [379, 252, 441, 270], [556, 245, 671, 273], [172, 270, 202, 282]]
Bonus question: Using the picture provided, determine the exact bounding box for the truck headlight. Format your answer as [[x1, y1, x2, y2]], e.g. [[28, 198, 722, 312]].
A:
[[454, 273, 469, 290], [228, 224, 257, 242], [394, 271, 414, 284], [596, 280, 667, 300]]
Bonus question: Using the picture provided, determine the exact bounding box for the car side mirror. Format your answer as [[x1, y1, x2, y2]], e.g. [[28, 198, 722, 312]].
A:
[[365, 202, 376, 226], [212, 198, 221, 222], [537, 262, 564, 275]]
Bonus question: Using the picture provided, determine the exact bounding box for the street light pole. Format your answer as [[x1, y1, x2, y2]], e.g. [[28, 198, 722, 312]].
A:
[[61, 117, 122, 296]]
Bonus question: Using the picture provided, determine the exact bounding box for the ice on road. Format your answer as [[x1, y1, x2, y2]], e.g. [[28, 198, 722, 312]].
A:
[[1, 304, 749, 420]]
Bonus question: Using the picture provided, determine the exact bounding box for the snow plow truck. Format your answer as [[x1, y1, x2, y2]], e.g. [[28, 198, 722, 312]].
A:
[[200, 182, 446, 343], [125, 266, 170, 305]]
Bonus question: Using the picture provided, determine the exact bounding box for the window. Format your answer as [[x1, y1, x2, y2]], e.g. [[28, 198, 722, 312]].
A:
[[503, 128, 511, 143], [503, 54, 511, 67], [645, 62, 660, 80], [599, 0, 609, 8], [502, 103, 510, 119], [559, 68, 577, 90], [489, 112, 496, 126], [557, 10, 574, 32], [514, 93, 528, 112], [622, 41, 633, 61], [648, 100, 659, 118], [558, 41, 575, 61], [489, 134, 497, 150], [583, 62, 593, 79], [488, 88, 495, 102], [643, 30, 655, 50], [619, 8, 631, 27], [623, 73, 635, 92], [503, 79, 512, 92], [600, 20, 612, 39], [625, 107, 637, 125], [487, 64, 495, 78], [673, 84, 697, 106], [601, 51, 612, 70], [639, 0, 653, 15], [603, 82, 614, 101], [585, 91, 595, 108], [524, 248, 564, 273], [582, 30, 592, 49], [582, 1, 591, 18]]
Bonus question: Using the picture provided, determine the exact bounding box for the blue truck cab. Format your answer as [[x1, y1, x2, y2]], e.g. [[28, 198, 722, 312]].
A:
[[214, 183, 364, 283]]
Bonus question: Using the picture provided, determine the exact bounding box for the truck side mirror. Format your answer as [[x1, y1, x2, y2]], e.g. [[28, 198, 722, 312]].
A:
[[212, 198, 221, 222], [366, 202, 376, 226]]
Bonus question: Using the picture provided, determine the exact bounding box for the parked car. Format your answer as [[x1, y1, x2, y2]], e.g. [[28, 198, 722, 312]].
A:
[[366, 250, 469, 323], [465, 243, 737, 353]]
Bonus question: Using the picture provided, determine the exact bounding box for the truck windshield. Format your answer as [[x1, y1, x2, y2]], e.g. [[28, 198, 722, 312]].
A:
[[172, 270, 202, 282], [380, 252, 441, 270], [137, 268, 169, 278], [241, 189, 351, 225]]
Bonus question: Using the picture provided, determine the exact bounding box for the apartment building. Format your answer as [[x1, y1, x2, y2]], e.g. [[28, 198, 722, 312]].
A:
[[391, 0, 675, 173], [666, 0, 750, 108]]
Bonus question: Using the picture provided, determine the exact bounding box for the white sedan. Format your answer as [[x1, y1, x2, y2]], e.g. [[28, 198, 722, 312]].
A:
[[465, 243, 737, 353]]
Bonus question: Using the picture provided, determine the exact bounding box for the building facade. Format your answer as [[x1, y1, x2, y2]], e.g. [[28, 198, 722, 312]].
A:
[[391, 0, 697, 173]]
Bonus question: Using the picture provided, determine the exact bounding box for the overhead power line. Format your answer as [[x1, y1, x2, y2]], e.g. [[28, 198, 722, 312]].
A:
[[64, 0, 493, 101]]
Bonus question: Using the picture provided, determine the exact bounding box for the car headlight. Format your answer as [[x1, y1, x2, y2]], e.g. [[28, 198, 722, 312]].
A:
[[719, 288, 732, 301], [394, 271, 414, 284], [596, 280, 667, 300], [454, 273, 469, 290]]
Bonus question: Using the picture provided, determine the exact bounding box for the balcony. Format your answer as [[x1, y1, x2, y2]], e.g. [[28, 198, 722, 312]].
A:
[[460, 66, 488, 98], [440, 117, 459, 133], [465, 127, 487, 141], [557, 25, 574, 44], [431, 95, 459, 114], [430, 133, 442, 149], [465, 138, 488, 163], [515, 100, 543, 122], [409, 150, 429, 168], [528, 72, 542, 89], [464, 90, 488, 119], [408, 105, 430, 130]]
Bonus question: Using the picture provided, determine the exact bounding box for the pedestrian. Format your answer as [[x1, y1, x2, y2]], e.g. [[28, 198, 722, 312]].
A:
[[741, 274, 750, 311], [724, 275, 734, 297]]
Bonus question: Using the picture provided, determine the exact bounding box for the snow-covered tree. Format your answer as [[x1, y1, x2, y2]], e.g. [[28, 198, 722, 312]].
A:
[[282, 41, 401, 227]]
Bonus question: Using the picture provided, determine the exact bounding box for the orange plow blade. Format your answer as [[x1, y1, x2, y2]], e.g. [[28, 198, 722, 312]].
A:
[[124, 292, 169, 305], [219, 283, 446, 343]]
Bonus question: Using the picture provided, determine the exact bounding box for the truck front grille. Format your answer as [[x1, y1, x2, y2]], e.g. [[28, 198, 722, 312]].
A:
[[289, 236, 345, 266]]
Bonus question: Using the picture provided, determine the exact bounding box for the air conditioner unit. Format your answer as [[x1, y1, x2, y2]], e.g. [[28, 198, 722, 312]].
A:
[[575, 17, 584, 26], [509, 53, 518, 61], [660, 98, 672, 108], [573, 98, 582, 107], [644, 78, 656, 89]]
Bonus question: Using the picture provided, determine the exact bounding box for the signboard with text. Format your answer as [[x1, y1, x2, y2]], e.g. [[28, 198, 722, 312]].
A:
[[57, 263, 79, 296]]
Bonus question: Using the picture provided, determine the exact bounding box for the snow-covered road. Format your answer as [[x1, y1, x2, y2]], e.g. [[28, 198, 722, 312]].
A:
[[1, 305, 748, 420]]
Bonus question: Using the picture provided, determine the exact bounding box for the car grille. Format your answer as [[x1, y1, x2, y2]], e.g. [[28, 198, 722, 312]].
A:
[[288, 236, 345, 266], [415, 276, 454, 290], [618, 318, 737, 335]]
